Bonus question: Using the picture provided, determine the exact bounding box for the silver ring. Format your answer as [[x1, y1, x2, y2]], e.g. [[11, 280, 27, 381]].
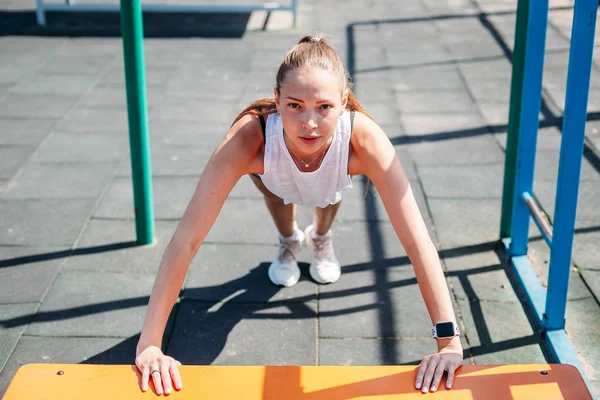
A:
[[151, 369, 161, 376]]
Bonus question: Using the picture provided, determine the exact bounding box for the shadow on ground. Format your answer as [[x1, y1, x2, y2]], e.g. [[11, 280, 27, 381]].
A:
[[0, 10, 251, 38]]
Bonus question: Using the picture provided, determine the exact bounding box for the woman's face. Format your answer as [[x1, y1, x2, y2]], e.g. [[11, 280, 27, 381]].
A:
[[275, 67, 347, 157]]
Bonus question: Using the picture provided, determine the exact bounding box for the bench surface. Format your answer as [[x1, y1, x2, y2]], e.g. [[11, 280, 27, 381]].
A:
[[2, 363, 592, 399]]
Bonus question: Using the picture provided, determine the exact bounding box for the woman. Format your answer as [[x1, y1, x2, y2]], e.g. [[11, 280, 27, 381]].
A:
[[135, 34, 463, 396]]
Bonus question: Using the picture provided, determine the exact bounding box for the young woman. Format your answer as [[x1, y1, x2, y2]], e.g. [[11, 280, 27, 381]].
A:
[[135, 35, 463, 395]]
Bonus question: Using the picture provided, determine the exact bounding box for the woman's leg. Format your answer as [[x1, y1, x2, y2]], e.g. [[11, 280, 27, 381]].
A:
[[249, 174, 303, 287], [249, 174, 296, 237], [312, 202, 342, 235]]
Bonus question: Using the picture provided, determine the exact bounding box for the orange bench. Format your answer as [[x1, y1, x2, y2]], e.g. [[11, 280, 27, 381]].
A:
[[2, 363, 592, 399]]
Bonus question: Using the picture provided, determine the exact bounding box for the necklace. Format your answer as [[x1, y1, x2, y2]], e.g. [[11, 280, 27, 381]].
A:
[[284, 130, 333, 168]]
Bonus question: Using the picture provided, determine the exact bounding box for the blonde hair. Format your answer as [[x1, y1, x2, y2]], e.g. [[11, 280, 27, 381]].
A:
[[232, 34, 372, 126]]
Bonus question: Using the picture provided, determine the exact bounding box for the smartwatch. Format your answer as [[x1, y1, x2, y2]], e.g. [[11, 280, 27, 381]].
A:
[[431, 322, 460, 339]]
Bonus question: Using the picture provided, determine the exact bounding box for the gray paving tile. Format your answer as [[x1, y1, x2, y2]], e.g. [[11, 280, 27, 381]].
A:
[[443, 250, 520, 303], [419, 164, 504, 199], [167, 300, 317, 365], [147, 120, 231, 149], [533, 180, 600, 230], [566, 299, 600, 382], [24, 269, 156, 338], [35, 55, 115, 76], [0, 118, 56, 146], [100, 64, 175, 87], [63, 219, 177, 274], [0, 65, 39, 84], [165, 77, 246, 99], [579, 270, 600, 303], [319, 338, 437, 366], [466, 79, 512, 103], [477, 103, 510, 125], [29, 132, 128, 163], [526, 239, 594, 301], [0, 83, 12, 97], [0, 199, 95, 246], [151, 98, 239, 124], [78, 85, 164, 108], [390, 65, 465, 92], [406, 135, 505, 166], [456, 299, 547, 365], [0, 180, 6, 194], [0, 146, 33, 180], [399, 112, 484, 135], [0, 303, 37, 376], [362, 103, 399, 125], [458, 59, 513, 81], [117, 146, 212, 177], [396, 91, 478, 114], [0, 94, 79, 118], [185, 243, 317, 303], [0, 246, 66, 304], [54, 108, 129, 133], [93, 176, 197, 220], [318, 268, 433, 338], [1, 162, 117, 199], [9, 75, 98, 96], [427, 198, 501, 250], [0, 336, 141, 395], [386, 50, 456, 69], [573, 230, 600, 272]]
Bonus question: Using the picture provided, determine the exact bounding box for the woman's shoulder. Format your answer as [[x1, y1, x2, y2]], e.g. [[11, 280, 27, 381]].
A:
[[349, 111, 387, 151], [228, 113, 267, 153]]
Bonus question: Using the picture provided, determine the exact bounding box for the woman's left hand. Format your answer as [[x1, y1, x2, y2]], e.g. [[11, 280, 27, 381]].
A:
[[415, 340, 463, 393]]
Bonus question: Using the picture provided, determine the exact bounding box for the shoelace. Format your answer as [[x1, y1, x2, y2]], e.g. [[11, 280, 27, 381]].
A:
[[311, 236, 335, 261], [278, 240, 299, 263]]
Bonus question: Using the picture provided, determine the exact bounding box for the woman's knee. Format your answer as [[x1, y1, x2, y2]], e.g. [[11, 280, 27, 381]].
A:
[[263, 191, 285, 206]]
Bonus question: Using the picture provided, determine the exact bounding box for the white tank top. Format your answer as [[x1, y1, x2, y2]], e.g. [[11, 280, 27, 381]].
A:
[[258, 111, 354, 208]]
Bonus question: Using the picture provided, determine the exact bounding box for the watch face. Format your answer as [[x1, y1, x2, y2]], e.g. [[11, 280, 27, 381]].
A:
[[436, 322, 455, 338]]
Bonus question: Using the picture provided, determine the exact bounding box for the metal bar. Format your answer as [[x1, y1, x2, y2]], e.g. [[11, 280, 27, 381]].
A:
[[504, 239, 546, 326], [522, 192, 553, 246], [39, 2, 293, 13], [545, 0, 598, 331], [120, 0, 155, 245], [509, 0, 549, 257], [291, 0, 298, 28], [546, 330, 598, 400], [500, 0, 529, 239], [36, 0, 46, 25], [503, 239, 596, 399]]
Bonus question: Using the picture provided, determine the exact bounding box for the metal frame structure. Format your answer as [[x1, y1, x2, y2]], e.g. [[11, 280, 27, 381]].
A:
[[501, 0, 598, 397], [35, 0, 299, 28]]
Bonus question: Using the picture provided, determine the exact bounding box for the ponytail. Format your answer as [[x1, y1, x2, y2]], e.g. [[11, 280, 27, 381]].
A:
[[231, 98, 277, 127]]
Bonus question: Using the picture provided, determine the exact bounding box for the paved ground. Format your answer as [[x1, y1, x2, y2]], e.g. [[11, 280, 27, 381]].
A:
[[1, 0, 599, 397]]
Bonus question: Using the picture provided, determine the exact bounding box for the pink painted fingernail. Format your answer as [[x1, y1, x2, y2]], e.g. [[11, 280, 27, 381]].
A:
[[431, 385, 437, 391], [415, 383, 421, 389], [422, 386, 429, 393]]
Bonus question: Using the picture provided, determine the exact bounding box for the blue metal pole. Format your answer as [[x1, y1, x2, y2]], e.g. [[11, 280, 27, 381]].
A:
[[509, 0, 549, 257], [545, 0, 598, 330]]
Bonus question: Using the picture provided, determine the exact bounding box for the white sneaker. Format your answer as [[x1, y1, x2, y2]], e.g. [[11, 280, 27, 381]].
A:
[[305, 225, 341, 284], [268, 222, 305, 287]]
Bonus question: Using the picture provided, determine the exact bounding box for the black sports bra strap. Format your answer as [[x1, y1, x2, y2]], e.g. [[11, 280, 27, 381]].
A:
[[258, 115, 266, 144]]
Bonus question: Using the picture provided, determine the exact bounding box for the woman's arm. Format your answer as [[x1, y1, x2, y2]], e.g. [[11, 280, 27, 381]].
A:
[[351, 113, 462, 393], [135, 114, 264, 394]]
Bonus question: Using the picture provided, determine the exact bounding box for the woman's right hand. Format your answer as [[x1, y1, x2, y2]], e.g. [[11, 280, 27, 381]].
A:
[[135, 345, 183, 395]]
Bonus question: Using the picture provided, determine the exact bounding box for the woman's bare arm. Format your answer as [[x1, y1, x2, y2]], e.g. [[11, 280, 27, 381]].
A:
[[137, 114, 264, 351], [351, 112, 462, 392]]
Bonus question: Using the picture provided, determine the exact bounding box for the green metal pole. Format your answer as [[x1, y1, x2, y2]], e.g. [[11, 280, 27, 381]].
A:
[[500, 0, 530, 238], [120, 0, 155, 245]]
